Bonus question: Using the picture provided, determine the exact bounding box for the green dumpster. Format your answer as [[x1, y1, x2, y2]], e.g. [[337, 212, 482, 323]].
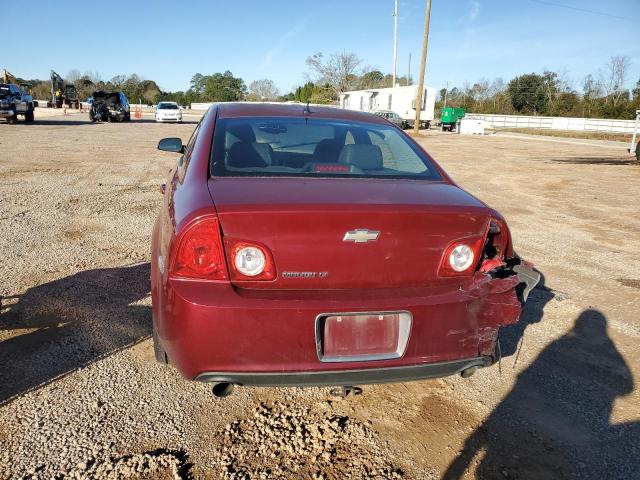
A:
[[440, 107, 465, 132]]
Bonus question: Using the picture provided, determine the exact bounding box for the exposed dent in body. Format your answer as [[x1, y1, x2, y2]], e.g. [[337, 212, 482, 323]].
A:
[[454, 261, 538, 358]]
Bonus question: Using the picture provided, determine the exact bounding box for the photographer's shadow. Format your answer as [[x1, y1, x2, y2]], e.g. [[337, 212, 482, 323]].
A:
[[0, 263, 151, 405], [443, 308, 639, 479]]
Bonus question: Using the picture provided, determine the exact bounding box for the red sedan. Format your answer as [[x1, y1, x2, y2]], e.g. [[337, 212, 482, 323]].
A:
[[151, 103, 539, 397]]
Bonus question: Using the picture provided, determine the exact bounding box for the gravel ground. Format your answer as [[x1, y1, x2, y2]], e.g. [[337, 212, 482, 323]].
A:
[[0, 112, 638, 479]]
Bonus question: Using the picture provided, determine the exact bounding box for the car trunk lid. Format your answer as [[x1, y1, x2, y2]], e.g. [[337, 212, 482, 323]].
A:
[[208, 177, 490, 290]]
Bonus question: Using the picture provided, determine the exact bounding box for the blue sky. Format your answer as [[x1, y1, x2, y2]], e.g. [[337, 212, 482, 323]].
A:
[[4, 0, 639, 94]]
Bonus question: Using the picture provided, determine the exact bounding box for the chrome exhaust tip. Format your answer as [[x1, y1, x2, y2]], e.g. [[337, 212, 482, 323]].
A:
[[460, 366, 478, 378], [211, 382, 234, 398]]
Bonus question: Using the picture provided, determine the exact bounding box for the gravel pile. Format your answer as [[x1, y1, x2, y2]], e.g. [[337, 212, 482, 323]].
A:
[[63, 449, 192, 480], [212, 402, 405, 480]]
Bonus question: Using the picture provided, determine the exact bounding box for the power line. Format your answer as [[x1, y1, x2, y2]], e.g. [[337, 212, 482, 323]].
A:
[[526, 0, 640, 23]]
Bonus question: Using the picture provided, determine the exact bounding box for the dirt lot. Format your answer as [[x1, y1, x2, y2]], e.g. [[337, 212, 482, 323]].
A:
[[1, 112, 638, 479]]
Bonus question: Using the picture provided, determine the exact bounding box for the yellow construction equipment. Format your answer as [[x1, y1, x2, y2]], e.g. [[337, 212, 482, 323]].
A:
[[1, 69, 18, 84]]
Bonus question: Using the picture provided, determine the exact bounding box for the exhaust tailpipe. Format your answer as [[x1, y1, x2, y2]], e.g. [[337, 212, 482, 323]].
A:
[[460, 366, 478, 378], [211, 382, 234, 398]]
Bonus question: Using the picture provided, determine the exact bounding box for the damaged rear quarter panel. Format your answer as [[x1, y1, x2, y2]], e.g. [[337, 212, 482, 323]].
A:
[[464, 272, 523, 356]]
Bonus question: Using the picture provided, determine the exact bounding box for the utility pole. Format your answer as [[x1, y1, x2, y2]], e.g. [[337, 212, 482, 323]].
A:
[[407, 52, 411, 86], [413, 0, 432, 135], [392, 0, 398, 87], [444, 81, 448, 107]]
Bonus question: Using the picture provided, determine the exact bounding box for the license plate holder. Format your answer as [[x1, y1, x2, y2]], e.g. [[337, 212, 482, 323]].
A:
[[315, 311, 412, 362]]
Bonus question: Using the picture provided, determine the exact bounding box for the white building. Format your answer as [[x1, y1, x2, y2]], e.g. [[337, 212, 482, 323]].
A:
[[339, 85, 436, 127]]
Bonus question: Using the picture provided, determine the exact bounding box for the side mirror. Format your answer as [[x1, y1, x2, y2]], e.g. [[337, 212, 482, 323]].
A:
[[158, 137, 184, 153]]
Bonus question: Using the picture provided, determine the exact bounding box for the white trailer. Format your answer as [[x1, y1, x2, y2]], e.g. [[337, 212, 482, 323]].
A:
[[339, 85, 436, 128]]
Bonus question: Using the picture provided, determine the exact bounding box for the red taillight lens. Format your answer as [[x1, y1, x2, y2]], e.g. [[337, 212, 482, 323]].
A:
[[438, 235, 486, 277], [171, 217, 228, 280], [226, 239, 276, 281]]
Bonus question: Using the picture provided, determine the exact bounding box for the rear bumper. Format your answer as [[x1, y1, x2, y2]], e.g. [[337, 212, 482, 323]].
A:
[[195, 356, 493, 386], [152, 262, 533, 381]]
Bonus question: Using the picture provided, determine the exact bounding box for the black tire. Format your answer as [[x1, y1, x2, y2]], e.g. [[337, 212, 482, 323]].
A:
[[636, 142, 639, 162], [152, 325, 168, 364], [6, 109, 17, 124], [25, 110, 34, 122], [124, 112, 131, 121], [89, 110, 96, 123]]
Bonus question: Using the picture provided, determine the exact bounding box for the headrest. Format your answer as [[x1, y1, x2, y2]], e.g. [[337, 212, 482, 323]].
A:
[[313, 139, 342, 163], [338, 144, 383, 170], [227, 123, 256, 143], [228, 142, 268, 168]]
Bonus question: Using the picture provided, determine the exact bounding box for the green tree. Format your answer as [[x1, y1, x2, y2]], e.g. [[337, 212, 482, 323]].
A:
[[294, 82, 315, 103], [201, 71, 247, 102], [357, 70, 385, 89], [550, 92, 581, 116], [508, 74, 547, 114]]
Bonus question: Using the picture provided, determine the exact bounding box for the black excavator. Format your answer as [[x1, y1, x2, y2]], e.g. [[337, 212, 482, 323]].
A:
[[50, 70, 79, 108]]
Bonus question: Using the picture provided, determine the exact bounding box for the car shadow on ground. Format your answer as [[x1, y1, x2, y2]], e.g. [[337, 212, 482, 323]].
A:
[[442, 307, 639, 480], [0, 263, 151, 405]]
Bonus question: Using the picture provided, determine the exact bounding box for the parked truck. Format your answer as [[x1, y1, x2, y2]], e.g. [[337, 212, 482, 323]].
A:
[[440, 107, 466, 132], [339, 85, 436, 129], [1, 69, 35, 123]]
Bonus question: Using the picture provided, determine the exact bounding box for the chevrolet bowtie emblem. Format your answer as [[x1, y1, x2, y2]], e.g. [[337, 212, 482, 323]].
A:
[[343, 229, 380, 243]]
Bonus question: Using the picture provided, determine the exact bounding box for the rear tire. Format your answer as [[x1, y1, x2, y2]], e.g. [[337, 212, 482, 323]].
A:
[[25, 110, 34, 122], [636, 142, 639, 162], [152, 325, 168, 364]]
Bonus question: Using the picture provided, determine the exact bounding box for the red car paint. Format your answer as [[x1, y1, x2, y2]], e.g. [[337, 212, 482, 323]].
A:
[[151, 103, 535, 387]]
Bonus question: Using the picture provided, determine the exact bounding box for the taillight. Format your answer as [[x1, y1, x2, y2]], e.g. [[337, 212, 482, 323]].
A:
[[439, 235, 486, 277], [226, 240, 276, 281], [171, 217, 228, 280]]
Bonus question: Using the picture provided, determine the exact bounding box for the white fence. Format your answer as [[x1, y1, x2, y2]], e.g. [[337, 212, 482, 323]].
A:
[[190, 102, 214, 111], [466, 113, 637, 135]]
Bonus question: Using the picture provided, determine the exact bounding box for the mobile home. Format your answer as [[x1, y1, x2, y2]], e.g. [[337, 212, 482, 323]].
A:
[[339, 85, 436, 128]]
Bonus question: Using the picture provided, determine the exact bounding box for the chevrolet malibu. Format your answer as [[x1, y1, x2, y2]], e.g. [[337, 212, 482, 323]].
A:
[[151, 103, 539, 397]]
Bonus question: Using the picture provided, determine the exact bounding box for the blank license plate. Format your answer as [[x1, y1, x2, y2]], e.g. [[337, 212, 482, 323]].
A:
[[318, 312, 411, 362]]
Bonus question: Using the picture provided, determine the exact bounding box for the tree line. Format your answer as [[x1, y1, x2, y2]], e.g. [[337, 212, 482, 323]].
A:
[[15, 53, 639, 119], [440, 56, 639, 119]]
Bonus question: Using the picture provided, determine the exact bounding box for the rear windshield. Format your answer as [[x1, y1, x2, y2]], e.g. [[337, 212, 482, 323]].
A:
[[211, 117, 442, 180], [158, 103, 178, 109]]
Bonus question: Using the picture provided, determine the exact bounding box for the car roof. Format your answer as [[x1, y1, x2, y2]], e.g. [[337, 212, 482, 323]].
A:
[[216, 102, 388, 125]]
